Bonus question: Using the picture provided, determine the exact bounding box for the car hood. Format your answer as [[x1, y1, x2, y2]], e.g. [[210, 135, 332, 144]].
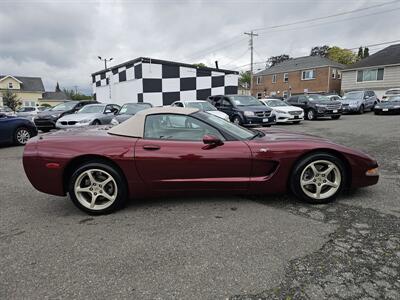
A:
[[36, 110, 66, 118], [254, 128, 330, 143], [207, 110, 229, 119], [340, 99, 360, 104], [58, 113, 101, 121], [236, 105, 272, 112], [271, 106, 303, 113], [376, 101, 400, 107], [311, 100, 342, 106]]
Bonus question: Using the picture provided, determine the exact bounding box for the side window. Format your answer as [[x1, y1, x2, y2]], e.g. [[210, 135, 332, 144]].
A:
[[298, 95, 307, 103], [174, 102, 184, 107], [144, 114, 225, 141], [75, 103, 83, 110], [288, 96, 298, 103], [222, 98, 232, 107]]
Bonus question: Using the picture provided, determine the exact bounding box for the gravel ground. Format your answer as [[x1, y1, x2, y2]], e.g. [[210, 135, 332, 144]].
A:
[[0, 112, 399, 299]]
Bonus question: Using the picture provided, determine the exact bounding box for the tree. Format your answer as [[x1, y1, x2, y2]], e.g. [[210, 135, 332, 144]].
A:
[[310, 45, 330, 57], [327, 46, 358, 65], [55, 82, 61, 92], [62, 88, 92, 101], [363, 47, 369, 58], [239, 71, 251, 88], [2, 90, 22, 112], [357, 47, 363, 59], [192, 63, 207, 68], [266, 54, 291, 67]]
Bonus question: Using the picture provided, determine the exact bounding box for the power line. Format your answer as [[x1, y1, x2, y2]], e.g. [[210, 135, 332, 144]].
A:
[[252, 0, 400, 32], [347, 40, 400, 50]]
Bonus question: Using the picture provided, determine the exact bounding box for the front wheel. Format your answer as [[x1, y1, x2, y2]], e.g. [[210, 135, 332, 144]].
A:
[[293, 121, 301, 124], [14, 127, 31, 145], [290, 153, 347, 204], [92, 120, 101, 125], [358, 105, 364, 114], [232, 116, 242, 125], [68, 162, 127, 215], [306, 109, 316, 120], [331, 115, 341, 120]]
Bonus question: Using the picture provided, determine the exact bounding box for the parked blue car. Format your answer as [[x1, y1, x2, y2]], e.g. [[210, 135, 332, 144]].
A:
[[0, 113, 38, 145]]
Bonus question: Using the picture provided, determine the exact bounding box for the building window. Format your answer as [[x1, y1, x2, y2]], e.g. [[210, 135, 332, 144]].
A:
[[272, 74, 276, 83], [283, 91, 288, 98], [8, 82, 13, 89], [23, 100, 36, 107], [256, 76, 261, 85], [337, 71, 341, 79], [301, 69, 315, 80], [283, 73, 288, 83], [270, 91, 276, 96], [332, 68, 336, 79], [357, 68, 384, 82], [257, 93, 262, 99]]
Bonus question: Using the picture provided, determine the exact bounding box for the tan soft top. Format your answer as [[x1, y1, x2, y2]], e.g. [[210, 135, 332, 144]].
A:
[[107, 106, 199, 138]]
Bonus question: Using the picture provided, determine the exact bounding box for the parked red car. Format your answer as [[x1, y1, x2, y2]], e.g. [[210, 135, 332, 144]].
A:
[[23, 107, 379, 215]]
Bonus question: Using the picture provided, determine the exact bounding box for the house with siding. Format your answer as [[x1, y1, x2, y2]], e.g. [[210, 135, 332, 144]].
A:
[[341, 44, 400, 98], [252, 56, 344, 99]]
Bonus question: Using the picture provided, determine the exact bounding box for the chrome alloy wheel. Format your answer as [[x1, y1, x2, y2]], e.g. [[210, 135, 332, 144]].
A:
[[74, 169, 118, 211], [16, 128, 31, 144], [300, 160, 341, 200], [307, 110, 315, 120]]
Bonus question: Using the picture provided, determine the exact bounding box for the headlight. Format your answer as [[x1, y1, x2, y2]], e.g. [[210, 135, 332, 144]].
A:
[[394, 105, 400, 108], [275, 110, 286, 114], [244, 111, 255, 116], [110, 118, 119, 125], [51, 114, 60, 118], [375, 106, 381, 109], [78, 119, 91, 123]]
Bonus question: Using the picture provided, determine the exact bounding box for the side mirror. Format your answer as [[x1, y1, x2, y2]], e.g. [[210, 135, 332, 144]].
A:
[[203, 134, 224, 146], [105, 110, 112, 114]]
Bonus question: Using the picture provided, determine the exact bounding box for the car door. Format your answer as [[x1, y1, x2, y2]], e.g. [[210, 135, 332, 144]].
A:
[[287, 96, 299, 108], [0, 116, 13, 143], [296, 96, 309, 110], [218, 97, 234, 118], [134, 113, 252, 191]]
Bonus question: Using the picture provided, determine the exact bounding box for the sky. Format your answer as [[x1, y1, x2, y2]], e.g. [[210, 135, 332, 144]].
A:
[[1, 0, 400, 95]]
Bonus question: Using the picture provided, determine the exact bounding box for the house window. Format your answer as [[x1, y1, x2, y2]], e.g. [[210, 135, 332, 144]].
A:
[[8, 82, 13, 89], [337, 71, 342, 79], [332, 68, 336, 79], [257, 93, 262, 99], [283, 91, 288, 98], [301, 69, 316, 80], [270, 91, 276, 96], [357, 68, 384, 82], [272, 74, 276, 83], [283, 73, 288, 83], [256, 77, 262, 85], [23, 100, 36, 107]]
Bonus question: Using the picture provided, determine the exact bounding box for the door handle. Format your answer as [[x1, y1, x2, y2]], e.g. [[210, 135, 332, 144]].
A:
[[143, 145, 160, 150]]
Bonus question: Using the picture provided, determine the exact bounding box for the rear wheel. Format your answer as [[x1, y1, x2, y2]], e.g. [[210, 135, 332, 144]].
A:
[[14, 127, 31, 145], [331, 115, 341, 120], [293, 121, 301, 124], [68, 162, 127, 215], [92, 120, 101, 125], [290, 153, 347, 204]]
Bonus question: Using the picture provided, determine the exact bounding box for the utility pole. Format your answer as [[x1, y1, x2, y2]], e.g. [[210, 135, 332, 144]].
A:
[[73, 85, 78, 95], [98, 56, 113, 70], [244, 31, 258, 92]]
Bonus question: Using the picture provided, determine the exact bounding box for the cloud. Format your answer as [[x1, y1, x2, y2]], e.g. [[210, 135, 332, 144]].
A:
[[1, 0, 399, 94]]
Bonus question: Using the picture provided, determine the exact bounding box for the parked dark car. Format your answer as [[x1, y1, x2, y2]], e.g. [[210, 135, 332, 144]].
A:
[[0, 106, 15, 116], [286, 94, 342, 120], [111, 102, 153, 125], [0, 113, 38, 145], [374, 95, 400, 115], [340, 90, 378, 114], [34, 100, 97, 132], [207, 95, 275, 126]]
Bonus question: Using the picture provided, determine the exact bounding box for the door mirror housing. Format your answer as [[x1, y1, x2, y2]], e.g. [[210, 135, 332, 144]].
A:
[[203, 134, 224, 146]]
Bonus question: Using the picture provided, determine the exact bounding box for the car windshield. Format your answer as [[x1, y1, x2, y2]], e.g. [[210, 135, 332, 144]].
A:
[[387, 96, 400, 102], [119, 103, 152, 115], [386, 89, 400, 95], [342, 92, 364, 100], [308, 94, 330, 101], [194, 111, 255, 140], [78, 104, 105, 114], [185, 101, 217, 111], [229, 95, 264, 106], [265, 99, 289, 107], [51, 102, 77, 111]]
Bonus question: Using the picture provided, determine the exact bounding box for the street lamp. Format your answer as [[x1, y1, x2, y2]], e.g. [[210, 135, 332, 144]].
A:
[[98, 56, 113, 70]]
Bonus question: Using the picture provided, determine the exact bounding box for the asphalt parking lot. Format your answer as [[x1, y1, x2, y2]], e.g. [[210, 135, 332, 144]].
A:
[[1, 112, 399, 299]]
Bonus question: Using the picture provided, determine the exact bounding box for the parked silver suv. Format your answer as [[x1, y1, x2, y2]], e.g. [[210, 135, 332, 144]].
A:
[[340, 91, 378, 114]]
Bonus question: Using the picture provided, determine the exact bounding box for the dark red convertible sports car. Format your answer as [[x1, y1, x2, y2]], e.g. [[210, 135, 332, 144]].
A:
[[23, 107, 379, 215]]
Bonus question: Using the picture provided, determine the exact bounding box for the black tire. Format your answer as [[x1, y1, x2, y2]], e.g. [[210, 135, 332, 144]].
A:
[[374, 110, 380, 115], [68, 162, 128, 215], [14, 127, 31, 145], [41, 129, 50, 133], [232, 116, 242, 126], [293, 121, 301, 124], [358, 105, 364, 114], [92, 120, 101, 125], [372, 102, 377, 110], [306, 109, 316, 120], [331, 115, 341, 120], [290, 152, 347, 204]]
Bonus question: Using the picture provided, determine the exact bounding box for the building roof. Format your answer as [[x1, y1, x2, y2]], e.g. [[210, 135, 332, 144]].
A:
[[108, 107, 199, 138], [344, 44, 400, 70], [0, 75, 45, 92], [92, 57, 239, 77], [42, 91, 71, 101], [254, 56, 345, 76]]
